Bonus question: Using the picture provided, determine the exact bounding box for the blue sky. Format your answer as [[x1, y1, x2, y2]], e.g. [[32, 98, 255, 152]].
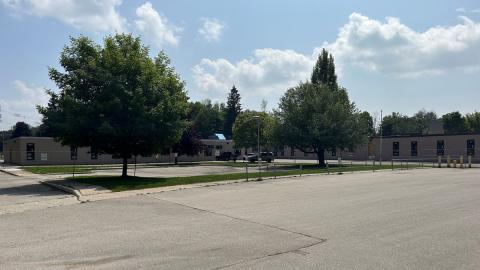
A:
[[1, 0, 480, 130]]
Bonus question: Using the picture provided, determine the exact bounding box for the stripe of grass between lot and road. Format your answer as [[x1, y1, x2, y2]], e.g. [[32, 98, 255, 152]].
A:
[[73, 165, 414, 192]]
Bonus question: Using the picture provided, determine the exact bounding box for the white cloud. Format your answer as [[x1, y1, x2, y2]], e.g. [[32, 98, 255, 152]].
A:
[[0, 80, 49, 129], [192, 49, 313, 100], [193, 12, 480, 105], [324, 13, 480, 77], [456, 7, 480, 14], [135, 2, 182, 47], [1, 0, 126, 32], [199, 18, 225, 42]]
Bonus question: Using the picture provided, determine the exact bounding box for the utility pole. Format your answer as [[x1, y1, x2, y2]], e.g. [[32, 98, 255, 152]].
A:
[[252, 115, 261, 178], [379, 110, 383, 166]]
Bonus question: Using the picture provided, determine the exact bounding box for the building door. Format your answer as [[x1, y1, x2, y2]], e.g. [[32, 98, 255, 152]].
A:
[[436, 140, 445, 156], [467, 139, 475, 156]]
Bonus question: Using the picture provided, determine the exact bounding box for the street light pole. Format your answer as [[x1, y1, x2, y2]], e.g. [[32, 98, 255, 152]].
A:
[[252, 115, 261, 178], [379, 110, 383, 166]]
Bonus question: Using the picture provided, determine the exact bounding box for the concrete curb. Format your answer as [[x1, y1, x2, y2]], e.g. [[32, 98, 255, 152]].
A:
[[0, 168, 21, 177], [40, 181, 83, 201]]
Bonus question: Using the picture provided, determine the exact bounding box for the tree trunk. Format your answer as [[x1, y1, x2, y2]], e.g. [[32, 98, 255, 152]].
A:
[[122, 157, 128, 178], [317, 148, 326, 167]]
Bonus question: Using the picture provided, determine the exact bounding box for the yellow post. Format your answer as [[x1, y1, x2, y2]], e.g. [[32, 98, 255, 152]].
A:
[[468, 155, 472, 168], [447, 155, 451, 168], [438, 156, 442, 168], [460, 155, 464, 169], [453, 160, 457, 168]]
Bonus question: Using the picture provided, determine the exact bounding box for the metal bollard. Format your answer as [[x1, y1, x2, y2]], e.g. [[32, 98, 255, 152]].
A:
[[273, 162, 276, 179], [460, 156, 464, 169], [468, 155, 472, 168], [245, 162, 249, 181], [299, 164, 303, 177], [447, 155, 451, 168], [453, 160, 457, 168], [438, 156, 442, 168]]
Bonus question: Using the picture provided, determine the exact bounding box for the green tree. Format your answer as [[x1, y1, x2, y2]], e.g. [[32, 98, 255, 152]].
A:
[[223, 85, 241, 138], [465, 112, 480, 133], [232, 111, 276, 151], [311, 48, 338, 90], [10, 122, 32, 138], [190, 100, 225, 138], [39, 34, 189, 177], [381, 112, 417, 136], [276, 83, 369, 166], [412, 109, 437, 134], [359, 111, 374, 138], [442, 111, 467, 134]]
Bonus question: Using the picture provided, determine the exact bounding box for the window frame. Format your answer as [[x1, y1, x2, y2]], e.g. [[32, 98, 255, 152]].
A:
[[26, 143, 35, 161], [392, 142, 400, 157]]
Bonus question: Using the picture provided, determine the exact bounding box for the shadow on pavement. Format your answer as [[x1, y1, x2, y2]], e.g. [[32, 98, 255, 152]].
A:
[[0, 183, 68, 197]]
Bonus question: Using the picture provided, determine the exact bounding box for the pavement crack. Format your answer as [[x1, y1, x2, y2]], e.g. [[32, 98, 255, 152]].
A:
[[154, 197, 325, 241], [152, 197, 327, 269], [211, 239, 325, 270]]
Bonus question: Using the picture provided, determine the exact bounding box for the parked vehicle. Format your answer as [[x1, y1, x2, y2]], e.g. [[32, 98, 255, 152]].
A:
[[216, 152, 238, 161], [246, 152, 274, 163]]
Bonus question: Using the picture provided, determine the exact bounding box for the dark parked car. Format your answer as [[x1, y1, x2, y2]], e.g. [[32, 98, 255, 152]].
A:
[[216, 152, 238, 161], [246, 152, 274, 163]]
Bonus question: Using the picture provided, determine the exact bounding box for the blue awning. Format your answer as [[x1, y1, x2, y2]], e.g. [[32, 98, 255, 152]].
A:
[[214, 133, 226, 140]]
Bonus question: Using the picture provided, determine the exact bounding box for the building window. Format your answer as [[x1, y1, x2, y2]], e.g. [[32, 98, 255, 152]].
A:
[[26, 143, 35, 160], [70, 146, 78, 160], [205, 145, 214, 156], [290, 147, 295, 157], [411, 141, 418, 156], [467, 139, 475, 156], [392, 142, 400, 156], [436, 140, 445, 156], [90, 147, 98, 160]]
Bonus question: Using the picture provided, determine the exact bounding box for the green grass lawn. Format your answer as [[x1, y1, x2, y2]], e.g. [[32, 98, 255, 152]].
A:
[[22, 166, 93, 174], [74, 164, 408, 192]]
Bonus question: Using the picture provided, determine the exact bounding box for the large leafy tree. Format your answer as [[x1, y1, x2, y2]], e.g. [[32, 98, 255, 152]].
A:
[[276, 83, 369, 166], [442, 111, 467, 134], [382, 113, 417, 136], [359, 111, 375, 138], [232, 111, 276, 151], [190, 100, 225, 138], [465, 112, 480, 133], [412, 109, 437, 135], [223, 85, 242, 138], [10, 122, 32, 138], [39, 34, 189, 177]]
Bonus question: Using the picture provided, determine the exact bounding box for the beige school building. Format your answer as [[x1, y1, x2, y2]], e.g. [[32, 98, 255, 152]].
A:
[[2, 133, 479, 165]]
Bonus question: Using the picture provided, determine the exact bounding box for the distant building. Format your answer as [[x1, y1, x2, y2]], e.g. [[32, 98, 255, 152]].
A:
[[3, 133, 479, 165], [3, 137, 234, 165]]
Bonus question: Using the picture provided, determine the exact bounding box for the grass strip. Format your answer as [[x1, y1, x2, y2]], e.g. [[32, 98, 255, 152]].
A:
[[74, 165, 410, 192]]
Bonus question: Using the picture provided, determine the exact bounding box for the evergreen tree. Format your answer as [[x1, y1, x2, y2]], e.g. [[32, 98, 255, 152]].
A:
[[223, 85, 242, 138], [311, 48, 338, 90]]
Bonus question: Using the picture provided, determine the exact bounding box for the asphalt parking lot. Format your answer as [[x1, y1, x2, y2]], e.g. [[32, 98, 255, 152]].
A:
[[0, 171, 72, 207], [1, 168, 479, 269]]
